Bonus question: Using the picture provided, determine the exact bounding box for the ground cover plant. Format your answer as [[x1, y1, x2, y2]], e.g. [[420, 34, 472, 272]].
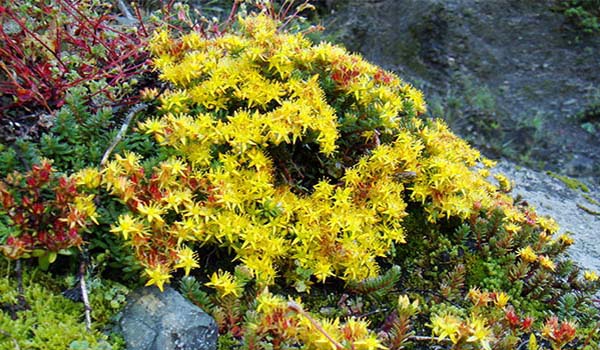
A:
[[0, 1, 599, 350]]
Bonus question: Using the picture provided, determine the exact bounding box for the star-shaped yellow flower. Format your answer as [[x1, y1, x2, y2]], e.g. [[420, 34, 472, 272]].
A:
[[174, 247, 200, 276], [145, 265, 171, 292]]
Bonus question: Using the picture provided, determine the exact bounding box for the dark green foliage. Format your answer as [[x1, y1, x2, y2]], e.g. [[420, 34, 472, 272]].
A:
[[557, 0, 600, 34], [347, 265, 401, 301], [0, 87, 161, 177], [179, 275, 215, 312]]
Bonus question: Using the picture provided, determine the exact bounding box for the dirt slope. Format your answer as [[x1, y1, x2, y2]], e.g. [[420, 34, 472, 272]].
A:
[[323, 0, 600, 182]]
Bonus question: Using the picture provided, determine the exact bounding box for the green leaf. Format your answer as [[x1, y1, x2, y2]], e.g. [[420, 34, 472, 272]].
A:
[[48, 251, 57, 263], [32, 249, 46, 257], [58, 248, 76, 256], [38, 254, 50, 271]]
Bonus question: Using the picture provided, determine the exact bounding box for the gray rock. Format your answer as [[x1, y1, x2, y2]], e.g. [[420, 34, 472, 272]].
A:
[[492, 160, 600, 274], [119, 286, 218, 350]]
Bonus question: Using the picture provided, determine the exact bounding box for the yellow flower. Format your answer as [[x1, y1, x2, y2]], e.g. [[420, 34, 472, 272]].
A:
[[493, 292, 510, 308], [584, 270, 599, 282], [481, 158, 497, 168], [137, 202, 165, 225], [397, 295, 419, 314], [74, 167, 101, 189], [110, 214, 146, 240], [138, 117, 166, 140], [115, 151, 142, 175], [504, 223, 521, 234], [430, 313, 462, 344], [467, 316, 491, 350], [174, 247, 200, 276], [159, 90, 190, 113], [73, 194, 99, 225], [145, 265, 171, 292], [205, 270, 242, 298], [558, 234, 574, 246], [313, 259, 334, 282], [494, 173, 512, 192], [255, 290, 286, 314], [405, 85, 426, 114], [517, 246, 537, 263], [538, 255, 556, 271], [537, 216, 559, 234]]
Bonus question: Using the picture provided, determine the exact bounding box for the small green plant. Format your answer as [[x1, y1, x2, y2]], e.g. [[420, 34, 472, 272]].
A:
[[557, 0, 600, 34], [547, 171, 590, 192], [0, 262, 124, 349]]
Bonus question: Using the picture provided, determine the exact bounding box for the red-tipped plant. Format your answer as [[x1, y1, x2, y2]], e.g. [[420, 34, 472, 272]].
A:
[[0, 160, 97, 269], [0, 0, 151, 114]]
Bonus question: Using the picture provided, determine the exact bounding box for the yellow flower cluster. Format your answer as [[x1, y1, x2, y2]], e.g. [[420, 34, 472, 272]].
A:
[[148, 14, 426, 156], [410, 119, 500, 221], [249, 291, 383, 350], [105, 13, 564, 293], [429, 312, 492, 350]]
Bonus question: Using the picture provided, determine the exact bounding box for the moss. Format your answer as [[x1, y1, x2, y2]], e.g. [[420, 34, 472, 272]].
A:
[[577, 203, 600, 216], [0, 263, 124, 350], [547, 171, 590, 192], [583, 194, 600, 206]]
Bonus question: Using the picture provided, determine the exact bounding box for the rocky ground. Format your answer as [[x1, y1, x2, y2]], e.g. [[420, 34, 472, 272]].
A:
[[494, 160, 600, 273], [319, 0, 600, 272], [321, 0, 600, 181]]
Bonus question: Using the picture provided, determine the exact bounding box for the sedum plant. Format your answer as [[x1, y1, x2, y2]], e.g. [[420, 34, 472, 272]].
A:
[[96, 10, 599, 350], [0, 160, 98, 269], [105, 12, 431, 290]]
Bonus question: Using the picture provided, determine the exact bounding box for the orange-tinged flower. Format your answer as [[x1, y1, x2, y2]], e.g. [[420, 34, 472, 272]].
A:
[[542, 316, 576, 345], [468, 287, 491, 307]]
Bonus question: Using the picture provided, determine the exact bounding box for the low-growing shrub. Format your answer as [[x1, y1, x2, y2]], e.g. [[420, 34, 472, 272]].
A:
[[0, 160, 97, 270], [98, 11, 600, 349], [556, 0, 600, 34], [0, 2, 598, 349]]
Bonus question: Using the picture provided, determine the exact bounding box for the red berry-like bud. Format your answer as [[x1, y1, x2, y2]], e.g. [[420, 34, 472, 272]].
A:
[[32, 203, 44, 215], [521, 316, 534, 331], [505, 307, 520, 328]]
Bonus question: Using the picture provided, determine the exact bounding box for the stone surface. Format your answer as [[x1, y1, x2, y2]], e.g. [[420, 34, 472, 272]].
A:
[[492, 160, 600, 274], [119, 286, 218, 350]]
